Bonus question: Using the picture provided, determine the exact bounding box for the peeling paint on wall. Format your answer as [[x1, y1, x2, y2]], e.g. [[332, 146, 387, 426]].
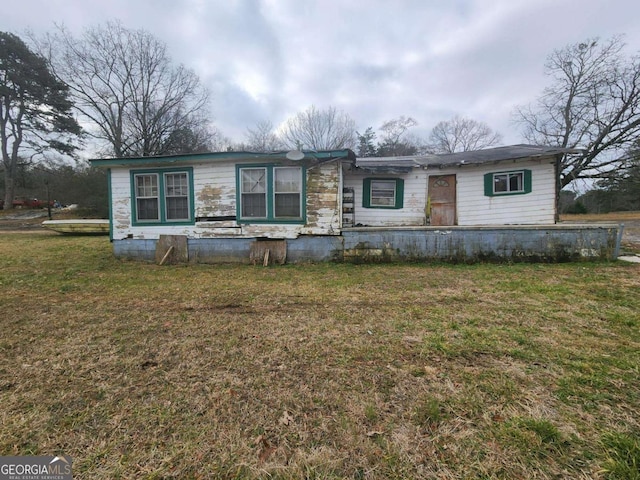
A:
[[112, 225, 622, 264]]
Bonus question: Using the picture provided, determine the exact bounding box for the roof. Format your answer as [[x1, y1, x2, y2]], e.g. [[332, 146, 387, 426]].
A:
[[354, 144, 578, 173], [91, 144, 574, 171], [424, 144, 577, 167], [90, 149, 356, 168], [354, 156, 428, 173]]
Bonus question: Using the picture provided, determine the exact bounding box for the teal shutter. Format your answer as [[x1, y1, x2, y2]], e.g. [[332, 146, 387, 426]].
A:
[[524, 169, 532, 193], [362, 178, 372, 208], [484, 173, 494, 196], [395, 179, 404, 208]]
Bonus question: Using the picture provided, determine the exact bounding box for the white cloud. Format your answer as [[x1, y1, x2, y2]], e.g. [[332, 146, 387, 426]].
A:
[[2, 0, 640, 146]]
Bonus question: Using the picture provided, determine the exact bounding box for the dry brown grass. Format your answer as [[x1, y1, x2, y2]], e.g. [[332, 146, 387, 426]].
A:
[[561, 211, 640, 253], [560, 211, 640, 223], [0, 234, 639, 479]]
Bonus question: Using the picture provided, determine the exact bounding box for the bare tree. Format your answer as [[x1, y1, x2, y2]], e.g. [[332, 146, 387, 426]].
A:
[[377, 116, 420, 156], [245, 120, 284, 152], [514, 36, 640, 188], [1, 31, 81, 209], [279, 105, 356, 150], [429, 115, 502, 153], [38, 22, 211, 158]]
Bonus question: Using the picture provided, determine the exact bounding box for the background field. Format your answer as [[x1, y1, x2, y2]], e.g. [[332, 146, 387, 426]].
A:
[[0, 231, 639, 479]]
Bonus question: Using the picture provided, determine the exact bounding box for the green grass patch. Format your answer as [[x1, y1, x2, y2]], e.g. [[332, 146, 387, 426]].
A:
[[600, 431, 640, 479], [0, 234, 639, 479]]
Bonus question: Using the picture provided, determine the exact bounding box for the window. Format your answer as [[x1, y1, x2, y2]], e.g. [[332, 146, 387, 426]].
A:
[[484, 170, 532, 196], [274, 167, 302, 217], [237, 165, 304, 223], [241, 168, 267, 218], [135, 174, 159, 221], [363, 178, 404, 209], [131, 168, 194, 225], [165, 172, 190, 220]]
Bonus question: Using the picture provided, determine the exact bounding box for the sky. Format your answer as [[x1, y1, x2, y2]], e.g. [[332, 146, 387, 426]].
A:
[[3, 0, 640, 149]]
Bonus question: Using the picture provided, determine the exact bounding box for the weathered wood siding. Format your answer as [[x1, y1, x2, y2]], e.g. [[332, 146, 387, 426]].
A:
[[343, 171, 427, 227], [300, 161, 341, 235], [109, 160, 341, 240]]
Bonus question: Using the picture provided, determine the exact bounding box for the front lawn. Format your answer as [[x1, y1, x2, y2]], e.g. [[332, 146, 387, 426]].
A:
[[0, 234, 638, 479]]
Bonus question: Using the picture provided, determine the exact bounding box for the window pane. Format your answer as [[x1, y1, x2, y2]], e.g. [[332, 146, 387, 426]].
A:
[[242, 169, 266, 193], [137, 198, 159, 220], [275, 193, 301, 217], [494, 174, 508, 193], [166, 197, 189, 220], [136, 174, 158, 197], [165, 173, 188, 196], [371, 180, 396, 206], [275, 167, 301, 193], [242, 193, 266, 217], [509, 173, 523, 192]]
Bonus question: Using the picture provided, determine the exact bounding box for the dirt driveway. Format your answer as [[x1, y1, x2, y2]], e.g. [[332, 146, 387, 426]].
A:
[[0, 210, 51, 233]]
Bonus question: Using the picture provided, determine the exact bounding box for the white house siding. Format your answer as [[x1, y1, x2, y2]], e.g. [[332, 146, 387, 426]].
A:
[[193, 162, 236, 218], [451, 158, 556, 225], [343, 170, 428, 227], [109, 160, 341, 240], [110, 168, 134, 239]]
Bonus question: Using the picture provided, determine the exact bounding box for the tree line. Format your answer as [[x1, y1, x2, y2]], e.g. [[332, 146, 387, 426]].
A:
[[1, 23, 639, 211]]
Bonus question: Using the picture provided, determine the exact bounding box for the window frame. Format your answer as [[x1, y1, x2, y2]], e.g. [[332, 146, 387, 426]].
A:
[[362, 177, 404, 209], [484, 169, 532, 197], [236, 164, 306, 224], [130, 167, 195, 226]]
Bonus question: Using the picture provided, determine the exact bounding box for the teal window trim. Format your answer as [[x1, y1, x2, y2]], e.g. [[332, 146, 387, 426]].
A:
[[236, 164, 306, 224], [130, 167, 195, 226], [363, 178, 404, 209], [107, 168, 113, 241], [484, 169, 532, 197]]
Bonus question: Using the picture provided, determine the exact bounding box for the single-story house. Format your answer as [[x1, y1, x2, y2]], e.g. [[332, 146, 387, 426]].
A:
[[90, 145, 622, 263], [344, 144, 563, 228]]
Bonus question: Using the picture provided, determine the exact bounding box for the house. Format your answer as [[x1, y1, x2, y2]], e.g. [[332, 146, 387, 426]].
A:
[[344, 144, 562, 227], [90, 145, 622, 263]]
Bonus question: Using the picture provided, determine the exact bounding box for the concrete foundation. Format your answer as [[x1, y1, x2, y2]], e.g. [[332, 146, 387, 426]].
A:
[[112, 224, 623, 264]]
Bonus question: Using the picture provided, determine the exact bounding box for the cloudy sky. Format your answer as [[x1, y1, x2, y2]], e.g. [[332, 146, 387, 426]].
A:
[[3, 0, 640, 147]]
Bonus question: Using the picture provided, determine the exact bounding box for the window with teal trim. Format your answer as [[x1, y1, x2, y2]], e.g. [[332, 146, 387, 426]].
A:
[[237, 165, 304, 223], [131, 168, 194, 225], [484, 170, 532, 196], [363, 178, 404, 209]]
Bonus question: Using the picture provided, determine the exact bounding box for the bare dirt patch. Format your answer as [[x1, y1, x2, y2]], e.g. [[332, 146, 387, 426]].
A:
[[0, 209, 97, 234], [0, 209, 49, 231]]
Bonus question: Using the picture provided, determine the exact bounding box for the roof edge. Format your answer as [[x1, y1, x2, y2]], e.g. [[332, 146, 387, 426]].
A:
[[90, 149, 356, 168]]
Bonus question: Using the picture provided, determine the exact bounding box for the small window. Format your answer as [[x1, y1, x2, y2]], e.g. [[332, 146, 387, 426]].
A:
[[131, 168, 194, 225], [363, 178, 404, 209], [484, 170, 532, 196], [370, 180, 397, 207]]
